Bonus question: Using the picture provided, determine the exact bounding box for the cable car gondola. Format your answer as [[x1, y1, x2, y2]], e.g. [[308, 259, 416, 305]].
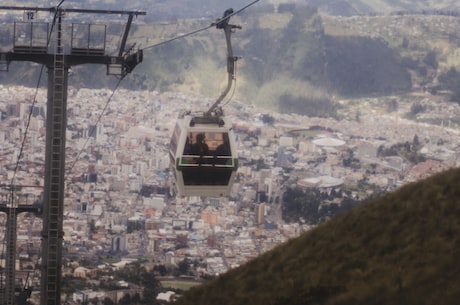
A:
[[169, 9, 240, 197], [169, 111, 238, 197]]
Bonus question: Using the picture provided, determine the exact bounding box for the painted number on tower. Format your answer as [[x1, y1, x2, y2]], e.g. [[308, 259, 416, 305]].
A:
[[24, 11, 37, 22]]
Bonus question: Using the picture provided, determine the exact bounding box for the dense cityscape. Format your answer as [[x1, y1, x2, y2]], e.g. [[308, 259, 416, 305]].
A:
[[0, 83, 459, 303]]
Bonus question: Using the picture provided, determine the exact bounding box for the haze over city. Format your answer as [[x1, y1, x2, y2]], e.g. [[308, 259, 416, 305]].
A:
[[1, 0, 460, 304]]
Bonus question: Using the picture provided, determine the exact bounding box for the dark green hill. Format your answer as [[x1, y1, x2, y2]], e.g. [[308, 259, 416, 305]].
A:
[[172, 168, 460, 305]]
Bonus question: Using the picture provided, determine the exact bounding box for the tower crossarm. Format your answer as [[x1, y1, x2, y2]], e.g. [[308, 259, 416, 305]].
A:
[[0, 6, 145, 75], [0, 6, 146, 16], [0, 52, 142, 75]]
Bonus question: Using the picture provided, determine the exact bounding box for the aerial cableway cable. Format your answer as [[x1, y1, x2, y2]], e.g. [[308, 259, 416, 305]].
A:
[[65, 0, 260, 176], [141, 0, 260, 51], [4, 0, 261, 183], [66, 76, 125, 175]]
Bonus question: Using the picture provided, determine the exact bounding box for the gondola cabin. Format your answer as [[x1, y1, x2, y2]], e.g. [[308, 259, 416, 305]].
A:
[[169, 114, 238, 197]]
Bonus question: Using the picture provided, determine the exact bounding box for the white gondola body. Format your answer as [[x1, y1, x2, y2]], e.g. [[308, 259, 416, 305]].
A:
[[169, 114, 238, 197]]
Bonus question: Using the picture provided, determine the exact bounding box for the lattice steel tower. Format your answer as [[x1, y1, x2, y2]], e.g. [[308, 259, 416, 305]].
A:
[[0, 5, 145, 305]]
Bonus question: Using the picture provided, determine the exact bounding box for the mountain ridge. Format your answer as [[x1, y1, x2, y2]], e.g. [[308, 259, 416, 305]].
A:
[[172, 168, 460, 305], [2, 2, 460, 117]]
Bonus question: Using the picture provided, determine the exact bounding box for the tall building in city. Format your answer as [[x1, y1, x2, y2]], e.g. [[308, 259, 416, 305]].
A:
[[257, 203, 265, 227]]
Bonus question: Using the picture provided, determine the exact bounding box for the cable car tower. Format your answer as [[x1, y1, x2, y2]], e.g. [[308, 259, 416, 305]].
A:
[[0, 185, 41, 305], [0, 5, 145, 305]]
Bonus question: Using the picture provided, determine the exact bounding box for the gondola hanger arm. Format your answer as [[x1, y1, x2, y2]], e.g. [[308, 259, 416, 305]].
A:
[[206, 9, 241, 117]]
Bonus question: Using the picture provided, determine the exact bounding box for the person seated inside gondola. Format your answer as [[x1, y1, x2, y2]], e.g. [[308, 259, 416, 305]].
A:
[[190, 133, 209, 164], [183, 136, 191, 155], [214, 133, 231, 165]]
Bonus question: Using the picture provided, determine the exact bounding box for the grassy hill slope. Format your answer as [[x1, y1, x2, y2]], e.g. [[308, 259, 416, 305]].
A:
[[172, 168, 460, 305], [3, 4, 460, 116], [307, 0, 460, 16]]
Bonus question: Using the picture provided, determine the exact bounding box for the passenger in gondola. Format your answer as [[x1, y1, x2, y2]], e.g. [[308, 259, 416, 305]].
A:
[[190, 133, 209, 166], [190, 133, 209, 155], [215, 134, 231, 165], [183, 136, 191, 155]]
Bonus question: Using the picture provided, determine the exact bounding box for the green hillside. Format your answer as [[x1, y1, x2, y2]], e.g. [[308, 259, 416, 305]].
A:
[[87, 8, 460, 113], [172, 168, 460, 305], [305, 0, 460, 16], [2, 3, 460, 116], [131, 6, 415, 115]]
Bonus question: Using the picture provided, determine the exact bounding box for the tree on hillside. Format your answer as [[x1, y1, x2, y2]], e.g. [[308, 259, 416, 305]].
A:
[[114, 261, 161, 290], [119, 294, 131, 305], [282, 7, 326, 85], [407, 101, 426, 118], [325, 35, 412, 96], [261, 114, 275, 125], [102, 297, 115, 305], [386, 99, 399, 113], [282, 187, 321, 224], [279, 94, 337, 118], [423, 50, 438, 69], [278, 3, 296, 13], [438, 66, 460, 103], [177, 259, 190, 275]]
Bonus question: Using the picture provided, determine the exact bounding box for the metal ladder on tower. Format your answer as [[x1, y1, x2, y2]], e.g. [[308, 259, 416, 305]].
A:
[[43, 16, 66, 304], [4, 192, 18, 305]]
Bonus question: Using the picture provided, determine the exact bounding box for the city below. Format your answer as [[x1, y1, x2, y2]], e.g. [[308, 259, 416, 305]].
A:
[[0, 84, 459, 303]]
